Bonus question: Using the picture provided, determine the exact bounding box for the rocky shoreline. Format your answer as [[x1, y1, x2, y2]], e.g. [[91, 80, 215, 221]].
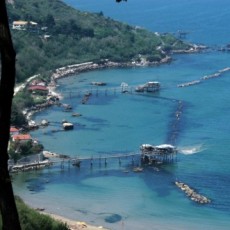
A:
[[48, 43, 206, 83], [50, 57, 172, 82]]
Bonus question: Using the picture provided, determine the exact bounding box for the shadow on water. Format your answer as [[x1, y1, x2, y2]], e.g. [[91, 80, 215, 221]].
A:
[[25, 176, 51, 193], [165, 99, 188, 146], [141, 165, 178, 197]]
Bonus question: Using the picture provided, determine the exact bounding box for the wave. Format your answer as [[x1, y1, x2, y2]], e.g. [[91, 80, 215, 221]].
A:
[[178, 144, 205, 155]]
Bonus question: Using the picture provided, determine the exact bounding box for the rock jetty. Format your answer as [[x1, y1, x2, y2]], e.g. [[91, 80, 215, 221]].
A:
[[177, 80, 201, 88], [175, 181, 211, 204]]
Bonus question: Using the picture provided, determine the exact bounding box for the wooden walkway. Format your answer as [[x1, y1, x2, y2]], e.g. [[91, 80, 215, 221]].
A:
[[59, 85, 162, 99], [51, 152, 141, 165], [51, 152, 147, 170], [10, 150, 177, 172]]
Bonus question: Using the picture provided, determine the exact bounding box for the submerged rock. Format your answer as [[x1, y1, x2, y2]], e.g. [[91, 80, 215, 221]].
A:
[[104, 214, 122, 223]]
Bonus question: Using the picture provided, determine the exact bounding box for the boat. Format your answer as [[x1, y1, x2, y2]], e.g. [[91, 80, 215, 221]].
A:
[[135, 86, 145, 92], [72, 159, 81, 167], [62, 122, 74, 130], [72, 113, 82, 117], [133, 167, 143, 172], [40, 119, 49, 126], [91, 82, 107, 86], [62, 104, 72, 112]]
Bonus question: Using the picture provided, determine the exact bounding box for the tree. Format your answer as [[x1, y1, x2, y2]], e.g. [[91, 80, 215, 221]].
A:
[[0, 0, 21, 229], [45, 14, 55, 28]]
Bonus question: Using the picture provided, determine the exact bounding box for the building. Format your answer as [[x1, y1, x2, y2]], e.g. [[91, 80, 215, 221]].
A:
[[12, 134, 32, 143], [28, 85, 48, 93], [12, 20, 38, 31], [10, 127, 19, 136]]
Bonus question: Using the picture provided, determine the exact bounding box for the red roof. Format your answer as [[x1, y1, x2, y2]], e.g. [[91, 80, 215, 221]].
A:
[[28, 85, 48, 91], [13, 134, 32, 141], [10, 127, 19, 132]]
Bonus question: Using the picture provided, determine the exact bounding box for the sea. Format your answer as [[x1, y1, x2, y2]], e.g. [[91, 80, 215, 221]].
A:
[[12, 1, 230, 229]]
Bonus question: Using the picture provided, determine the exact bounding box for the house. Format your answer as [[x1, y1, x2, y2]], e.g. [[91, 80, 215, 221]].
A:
[[12, 20, 28, 30], [28, 85, 48, 93], [12, 20, 38, 31], [10, 127, 19, 136], [12, 134, 32, 143]]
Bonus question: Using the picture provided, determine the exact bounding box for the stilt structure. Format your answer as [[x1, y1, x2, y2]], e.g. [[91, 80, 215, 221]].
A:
[[140, 143, 177, 165]]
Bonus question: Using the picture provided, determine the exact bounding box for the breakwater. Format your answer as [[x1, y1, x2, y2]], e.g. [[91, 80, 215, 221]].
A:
[[166, 99, 185, 145], [175, 181, 211, 204], [177, 67, 230, 88]]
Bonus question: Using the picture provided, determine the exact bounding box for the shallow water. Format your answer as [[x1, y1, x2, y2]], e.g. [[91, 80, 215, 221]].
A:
[[13, 1, 230, 229]]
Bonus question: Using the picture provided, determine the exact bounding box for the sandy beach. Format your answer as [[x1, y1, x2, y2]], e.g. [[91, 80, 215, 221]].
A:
[[42, 212, 110, 230]]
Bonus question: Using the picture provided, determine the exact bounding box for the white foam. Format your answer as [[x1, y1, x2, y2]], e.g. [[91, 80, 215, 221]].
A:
[[178, 144, 205, 155]]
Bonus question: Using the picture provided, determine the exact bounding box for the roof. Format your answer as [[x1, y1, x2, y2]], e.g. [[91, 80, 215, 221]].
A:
[[13, 20, 28, 25], [156, 144, 175, 149], [10, 127, 19, 132], [28, 85, 48, 91], [13, 134, 32, 141], [13, 21, 38, 25]]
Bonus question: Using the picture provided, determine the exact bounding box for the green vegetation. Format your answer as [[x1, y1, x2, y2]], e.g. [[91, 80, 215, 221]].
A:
[[9, 140, 44, 163], [7, 0, 192, 83], [11, 91, 35, 127], [0, 196, 69, 230], [7, 0, 192, 127]]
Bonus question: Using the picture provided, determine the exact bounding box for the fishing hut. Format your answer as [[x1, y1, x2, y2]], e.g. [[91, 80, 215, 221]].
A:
[[140, 143, 177, 165], [135, 81, 160, 93]]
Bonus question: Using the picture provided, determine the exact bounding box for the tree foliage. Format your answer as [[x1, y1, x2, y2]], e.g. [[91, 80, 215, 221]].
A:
[[6, 0, 191, 83], [1, 197, 69, 230]]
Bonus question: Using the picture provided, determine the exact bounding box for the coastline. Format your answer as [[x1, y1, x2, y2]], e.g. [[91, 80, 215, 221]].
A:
[[23, 46, 204, 123], [49, 57, 172, 81], [22, 57, 173, 122], [49, 43, 207, 82], [40, 212, 110, 230], [12, 45, 206, 229]]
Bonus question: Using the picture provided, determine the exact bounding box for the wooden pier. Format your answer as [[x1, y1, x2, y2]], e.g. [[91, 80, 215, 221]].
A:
[[60, 83, 161, 101], [10, 149, 177, 173]]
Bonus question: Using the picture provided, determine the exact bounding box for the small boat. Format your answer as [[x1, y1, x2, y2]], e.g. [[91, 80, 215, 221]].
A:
[[134, 86, 145, 92], [72, 113, 82, 117], [62, 122, 74, 130], [133, 167, 143, 172], [84, 92, 92, 97], [63, 104, 72, 112], [40, 119, 49, 126], [91, 82, 107, 86], [72, 159, 81, 167]]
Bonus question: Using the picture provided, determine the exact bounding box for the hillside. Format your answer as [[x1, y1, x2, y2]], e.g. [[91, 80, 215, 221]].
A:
[[6, 0, 193, 83]]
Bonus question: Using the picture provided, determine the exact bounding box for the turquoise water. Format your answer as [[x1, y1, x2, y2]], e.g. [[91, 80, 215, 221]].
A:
[[13, 1, 230, 229]]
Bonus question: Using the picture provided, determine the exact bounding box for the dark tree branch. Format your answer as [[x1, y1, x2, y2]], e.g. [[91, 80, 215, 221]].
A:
[[0, 0, 21, 229]]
